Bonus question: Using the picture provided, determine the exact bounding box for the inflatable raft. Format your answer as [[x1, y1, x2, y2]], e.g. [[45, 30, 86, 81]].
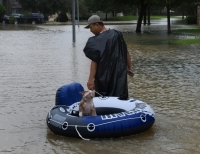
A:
[[46, 83, 155, 140]]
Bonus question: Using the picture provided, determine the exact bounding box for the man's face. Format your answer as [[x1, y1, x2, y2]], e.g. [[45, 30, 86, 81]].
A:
[[89, 23, 99, 36]]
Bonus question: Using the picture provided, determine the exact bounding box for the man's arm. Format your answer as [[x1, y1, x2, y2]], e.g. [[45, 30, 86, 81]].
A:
[[127, 51, 133, 70], [87, 61, 97, 90], [127, 51, 134, 77]]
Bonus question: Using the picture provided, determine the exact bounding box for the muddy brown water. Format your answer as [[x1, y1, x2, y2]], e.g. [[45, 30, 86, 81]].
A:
[[0, 23, 200, 154]]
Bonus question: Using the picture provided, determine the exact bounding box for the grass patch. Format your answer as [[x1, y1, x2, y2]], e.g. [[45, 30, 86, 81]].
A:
[[170, 28, 200, 45], [169, 38, 200, 45], [172, 29, 200, 34], [107, 16, 137, 21]]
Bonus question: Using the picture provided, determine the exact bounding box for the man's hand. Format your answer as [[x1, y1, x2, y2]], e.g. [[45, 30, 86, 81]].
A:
[[87, 79, 95, 90], [87, 61, 97, 90]]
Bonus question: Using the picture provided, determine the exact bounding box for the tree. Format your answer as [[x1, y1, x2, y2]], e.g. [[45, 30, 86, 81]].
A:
[[76, 0, 88, 19], [37, 0, 71, 19], [85, 0, 135, 19], [18, 0, 88, 20], [18, 0, 38, 12], [135, 0, 154, 33], [85, 0, 116, 19], [18, 0, 72, 17], [176, 0, 200, 18], [0, 4, 6, 18]]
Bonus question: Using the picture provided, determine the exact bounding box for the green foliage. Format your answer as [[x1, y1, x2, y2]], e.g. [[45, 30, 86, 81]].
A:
[[78, 0, 90, 18], [56, 12, 68, 22], [17, 0, 200, 18], [18, 0, 38, 12], [85, 0, 136, 16], [18, 0, 71, 15], [185, 15, 197, 24], [0, 4, 6, 17], [9, 16, 17, 24], [18, 0, 88, 19]]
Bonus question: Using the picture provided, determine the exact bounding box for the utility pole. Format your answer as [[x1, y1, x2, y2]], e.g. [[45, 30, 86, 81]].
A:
[[72, 0, 76, 42], [76, 0, 79, 27]]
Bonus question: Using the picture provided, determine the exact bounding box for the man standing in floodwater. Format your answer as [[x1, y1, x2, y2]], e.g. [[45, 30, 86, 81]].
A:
[[83, 15, 133, 98]]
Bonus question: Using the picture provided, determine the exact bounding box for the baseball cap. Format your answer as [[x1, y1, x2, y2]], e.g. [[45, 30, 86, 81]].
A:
[[85, 15, 103, 28]]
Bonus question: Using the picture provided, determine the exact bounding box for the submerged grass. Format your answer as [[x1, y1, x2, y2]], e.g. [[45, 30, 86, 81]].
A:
[[169, 38, 200, 45], [107, 15, 181, 21], [170, 28, 200, 45], [107, 16, 137, 21], [172, 29, 200, 34], [106, 16, 199, 45]]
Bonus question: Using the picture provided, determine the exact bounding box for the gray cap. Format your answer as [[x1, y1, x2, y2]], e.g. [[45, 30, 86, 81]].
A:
[[85, 15, 103, 28]]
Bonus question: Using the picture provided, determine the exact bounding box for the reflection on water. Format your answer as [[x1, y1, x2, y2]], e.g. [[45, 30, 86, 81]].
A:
[[0, 24, 200, 154]]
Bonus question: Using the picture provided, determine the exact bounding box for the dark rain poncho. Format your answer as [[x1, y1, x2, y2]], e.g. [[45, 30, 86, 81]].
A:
[[83, 29, 128, 98]]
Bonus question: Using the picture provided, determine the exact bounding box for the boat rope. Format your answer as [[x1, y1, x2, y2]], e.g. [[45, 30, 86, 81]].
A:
[[94, 90, 109, 100], [75, 125, 90, 141], [94, 90, 103, 97]]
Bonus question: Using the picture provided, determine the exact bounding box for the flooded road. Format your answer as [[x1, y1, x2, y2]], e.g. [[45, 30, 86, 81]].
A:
[[0, 23, 200, 154]]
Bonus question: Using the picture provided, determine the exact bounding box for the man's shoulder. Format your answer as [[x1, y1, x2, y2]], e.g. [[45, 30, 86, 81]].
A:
[[107, 29, 120, 33], [100, 29, 121, 37], [87, 35, 96, 42], [107, 29, 122, 35]]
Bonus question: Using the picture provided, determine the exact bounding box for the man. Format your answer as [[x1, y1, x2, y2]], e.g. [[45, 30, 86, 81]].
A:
[[83, 15, 133, 98]]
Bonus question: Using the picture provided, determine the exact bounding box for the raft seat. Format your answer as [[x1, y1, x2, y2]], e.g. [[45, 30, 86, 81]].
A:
[[55, 82, 84, 106]]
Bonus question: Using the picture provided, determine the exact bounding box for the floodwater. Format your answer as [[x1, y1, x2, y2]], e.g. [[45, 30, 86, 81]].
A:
[[0, 23, 200, 154]]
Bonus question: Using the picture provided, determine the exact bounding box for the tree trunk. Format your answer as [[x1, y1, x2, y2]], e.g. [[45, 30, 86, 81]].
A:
[[105, 12, 107, 21], [143, 6, 146, 25], [136, 0, 145, 33], [182, 10, 185, 20], [167, 4, 171, 34], [112, 11, 114, 17], [147, 4, 151, 25]]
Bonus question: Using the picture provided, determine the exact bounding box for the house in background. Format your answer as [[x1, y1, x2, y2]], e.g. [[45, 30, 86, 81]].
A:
[[0, 0, 22, 15]]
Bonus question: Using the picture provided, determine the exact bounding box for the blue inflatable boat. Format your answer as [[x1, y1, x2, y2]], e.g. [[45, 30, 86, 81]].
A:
[[46, 83, 155, 140]]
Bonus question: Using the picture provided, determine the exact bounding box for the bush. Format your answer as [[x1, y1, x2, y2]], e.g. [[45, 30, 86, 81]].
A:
[[56, 12, 68, 22], [9, 16, 16, 24], [185, 16, 197, 24]]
